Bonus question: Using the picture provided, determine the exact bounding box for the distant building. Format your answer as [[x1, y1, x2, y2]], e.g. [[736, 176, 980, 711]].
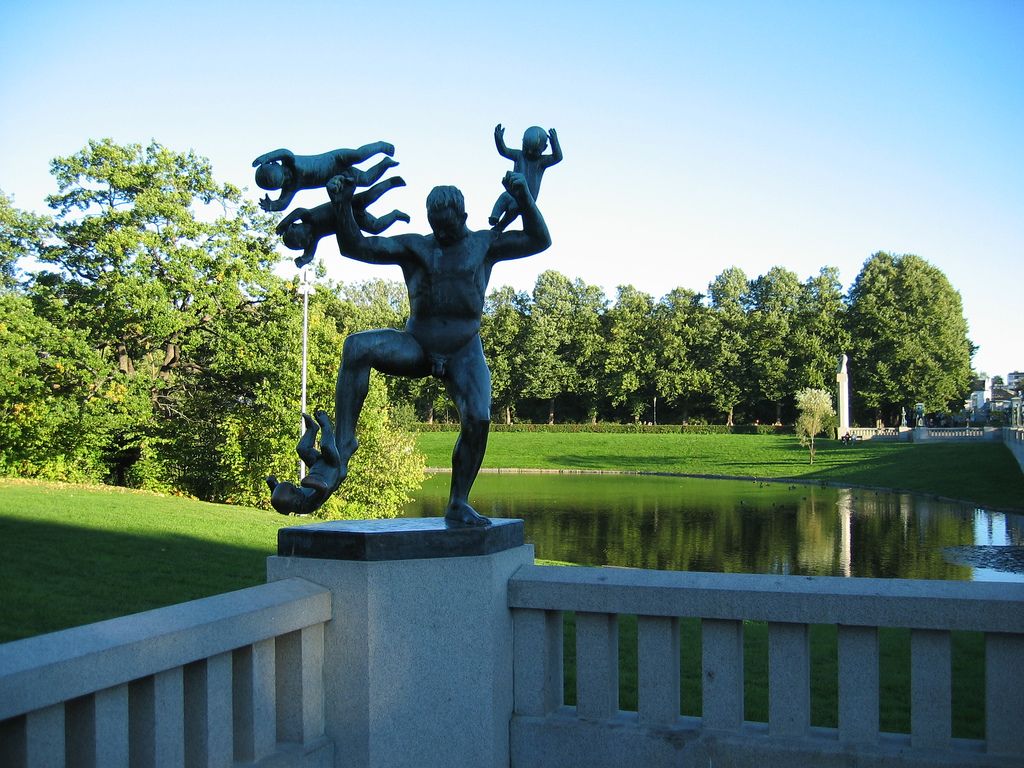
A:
[[1008, 371, 1023, 390]]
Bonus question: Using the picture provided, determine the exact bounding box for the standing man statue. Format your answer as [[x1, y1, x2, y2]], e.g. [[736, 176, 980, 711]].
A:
[[268, 170, 551, 525]]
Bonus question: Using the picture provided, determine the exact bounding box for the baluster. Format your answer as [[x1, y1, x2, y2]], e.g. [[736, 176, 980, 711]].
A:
[[276, 625, 325, 744], [701, 619, 743, 731], [910, 629, 950, 750], [986, 632, 1024, 756], [576, 612, 618, 720], [233, 639, 276, 762], [26, 704, 65, 767], [94, 684, 129, 767], [184, 652, 233, 768], [153, 667, 185, 768], [638, 616, 680, 727], [768, 622, 809, 737], [513, 609, 563, 716], [837, 625, 879, 744]]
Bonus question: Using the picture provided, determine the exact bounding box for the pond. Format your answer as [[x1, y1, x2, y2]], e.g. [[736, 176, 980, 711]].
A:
[[401, 472, 1024, 582]]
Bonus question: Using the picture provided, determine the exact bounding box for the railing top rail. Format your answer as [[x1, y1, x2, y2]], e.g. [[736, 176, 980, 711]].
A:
[[0, 577, 331, 721], [509, 564, 1024, 633]]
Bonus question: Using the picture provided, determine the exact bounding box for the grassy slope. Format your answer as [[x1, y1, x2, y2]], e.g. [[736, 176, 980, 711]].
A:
[[0, 479, 283, 642], [417, 432, 1024, 512]]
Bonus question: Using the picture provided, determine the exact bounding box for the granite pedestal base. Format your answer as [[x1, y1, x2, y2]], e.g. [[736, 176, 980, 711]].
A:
[[267, 518, 532, 768]]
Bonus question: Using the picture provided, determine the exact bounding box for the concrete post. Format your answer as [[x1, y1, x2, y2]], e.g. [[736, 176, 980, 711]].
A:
[[267, 518, 532, 768]]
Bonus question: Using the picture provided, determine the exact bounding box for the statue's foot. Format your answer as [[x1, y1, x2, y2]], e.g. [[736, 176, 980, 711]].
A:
[[396, 211, 411, 223], [380, 142, 395, 157], [488, 216, 499, 226], [382, 157, 399, 170], [444, 501, 491, 527]]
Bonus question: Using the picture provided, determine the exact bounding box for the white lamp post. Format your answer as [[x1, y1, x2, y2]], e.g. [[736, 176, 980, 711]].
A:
[[298, 269, 314, 480]]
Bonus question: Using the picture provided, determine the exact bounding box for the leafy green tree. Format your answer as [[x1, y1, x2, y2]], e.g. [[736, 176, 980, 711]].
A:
[[523, 271, 575, 423], [653, 288, 714, 421], [481, 285, 530, 424], [745, 267, 801, 423], [604, 285, 657, 422], [791, 267, 849, 391], [0, 191, 49, 289], [563, 278, 608, 422], [0, 292, 115, 479], [846, 252, 973, 425], [29, 138, 285, 490], [795, 387, 835, 464], [707, 267, 749, 425]]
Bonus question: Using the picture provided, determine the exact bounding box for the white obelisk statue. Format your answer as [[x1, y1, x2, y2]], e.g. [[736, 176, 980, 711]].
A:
[[836, 353, 850, 438]]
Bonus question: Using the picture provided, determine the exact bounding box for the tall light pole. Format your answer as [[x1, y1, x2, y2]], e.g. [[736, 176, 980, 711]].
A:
[[298, 268, 314, 480]]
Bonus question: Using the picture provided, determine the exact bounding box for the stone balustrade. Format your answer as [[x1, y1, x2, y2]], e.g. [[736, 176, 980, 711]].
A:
[[1002, 427, 1024, 472], [0, 578, 332, 768], [3, 529, 1023, 768], [508, 564, 1024, 768]]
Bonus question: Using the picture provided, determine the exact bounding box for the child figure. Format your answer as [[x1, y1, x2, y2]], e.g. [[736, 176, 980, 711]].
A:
[[253, 141, 397, 212], [489, 124, 562, 232], [276, 176, 410, 268], [267, 411, 341, 515]]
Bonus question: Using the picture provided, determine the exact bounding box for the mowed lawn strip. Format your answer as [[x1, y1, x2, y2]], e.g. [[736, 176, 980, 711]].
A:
[[416, 432, 1024, 512]]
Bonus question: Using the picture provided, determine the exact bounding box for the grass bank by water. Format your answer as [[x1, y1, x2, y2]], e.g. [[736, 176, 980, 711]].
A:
[[416, 432, 1024, 512]]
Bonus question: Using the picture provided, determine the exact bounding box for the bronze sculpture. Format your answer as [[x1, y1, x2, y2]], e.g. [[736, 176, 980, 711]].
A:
[[263, 134, 554, 526], [276, 177, 410, 268], [488, 125, 562, 232]]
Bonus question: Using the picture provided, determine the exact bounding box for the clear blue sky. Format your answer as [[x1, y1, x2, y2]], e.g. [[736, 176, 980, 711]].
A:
[[2, 0, 1020, 379]]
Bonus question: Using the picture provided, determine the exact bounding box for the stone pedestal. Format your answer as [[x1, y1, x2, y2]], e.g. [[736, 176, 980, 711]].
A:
[[267, 518, 532, 768]]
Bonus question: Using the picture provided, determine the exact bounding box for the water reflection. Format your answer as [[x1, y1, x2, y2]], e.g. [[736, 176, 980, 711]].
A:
[[402, 473, 1024, 581]]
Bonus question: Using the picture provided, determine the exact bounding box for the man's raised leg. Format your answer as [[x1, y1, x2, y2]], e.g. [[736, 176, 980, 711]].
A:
[[334, 329, 429, 482]]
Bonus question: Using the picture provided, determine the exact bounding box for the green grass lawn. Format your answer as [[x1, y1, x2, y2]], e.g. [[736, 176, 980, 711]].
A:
[[0, 479, 282, 642], [417, 432, 1024, 512]]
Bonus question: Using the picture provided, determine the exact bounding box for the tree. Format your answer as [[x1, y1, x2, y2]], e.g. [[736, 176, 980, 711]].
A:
[[653, 288, 714, 421], [604, 285, 657, 422], [846, 252, 973, 425], [795, 387, 834, 464], [0, 191, 48, 289], [563, 278, 608, 422], [707, 267, 749, 425], [29, 138, 287, 490], [523, 271, 576, 423], [791, 267, 849, 391], [745, 267, 801, 423], [481, 285, 529, 424]]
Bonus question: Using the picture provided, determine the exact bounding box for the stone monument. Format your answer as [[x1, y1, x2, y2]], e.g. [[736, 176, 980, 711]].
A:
[[259, 133, 556, 526], [836, 353, 850, 438]]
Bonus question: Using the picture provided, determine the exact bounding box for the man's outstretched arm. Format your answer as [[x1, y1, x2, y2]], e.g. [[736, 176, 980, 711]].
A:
[[328, 174, 410, 265], [489, 172, 552, 262]]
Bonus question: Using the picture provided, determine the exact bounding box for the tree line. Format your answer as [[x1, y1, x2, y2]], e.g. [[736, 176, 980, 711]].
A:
[[0, 140, 975, 505]]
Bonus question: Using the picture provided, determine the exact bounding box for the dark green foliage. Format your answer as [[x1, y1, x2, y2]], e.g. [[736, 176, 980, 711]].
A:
[[3, 141, 423, 512], [847, 252, 974, 425]]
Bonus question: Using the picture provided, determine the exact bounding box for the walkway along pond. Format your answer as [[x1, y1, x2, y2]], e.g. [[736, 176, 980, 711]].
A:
[[403, 473, 1024, 581]]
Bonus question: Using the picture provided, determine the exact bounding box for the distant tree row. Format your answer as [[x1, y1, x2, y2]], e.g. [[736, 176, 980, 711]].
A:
[[1, 139, 975, 501], [458, 256, 970, 428]]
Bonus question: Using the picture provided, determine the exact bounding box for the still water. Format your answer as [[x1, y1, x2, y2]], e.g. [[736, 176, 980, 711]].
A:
[[402, 473, 1024, 582]]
